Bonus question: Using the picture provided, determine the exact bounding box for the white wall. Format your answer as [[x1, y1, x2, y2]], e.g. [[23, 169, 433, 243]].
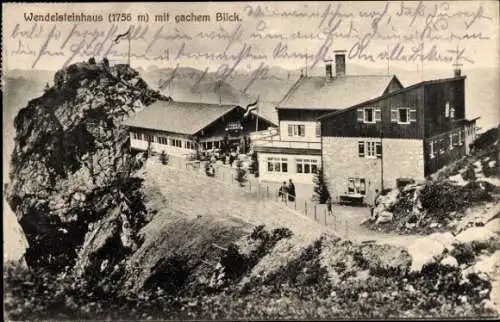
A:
[[129, 131, 196, 157], [257, 152, 321, 185], [279, 121, 321, 142]]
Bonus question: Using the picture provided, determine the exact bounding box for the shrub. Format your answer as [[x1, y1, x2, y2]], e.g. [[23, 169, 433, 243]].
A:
[[312, 167, 330, 204], [461, 164, 476, 181], [450, 243, 476, 265], [235, 160, 247, 187]]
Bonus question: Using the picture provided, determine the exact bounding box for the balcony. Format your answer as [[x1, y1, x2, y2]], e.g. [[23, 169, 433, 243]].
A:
[[252, 137, 321, 152]]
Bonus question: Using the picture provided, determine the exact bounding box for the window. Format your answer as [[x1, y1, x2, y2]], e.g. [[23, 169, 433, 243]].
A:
[[315, 122, 321, 137], [359, 141, 382, 159], [366, 142, 376, 157], [144, 135, 154, 142], [347, 178, 366, 195], [450, 133, 460, 149], [296, 159, 318, 174], [267, 157, 288, 173], [358, 141, 365, 157], [132, 132, 142, 140], [399, 108, 409, 123], [158, 136, 168, 145], [287, 124, 305, 137], [357, 107, 380, 123], [185, 141, 195, 150], [439, 139, 445, 155], [171, 139, 182, 148], [364, 108, 374, 123], [391, 107, 417, 123], [458, 129, 463, 145], [429, 141, 435, 159]]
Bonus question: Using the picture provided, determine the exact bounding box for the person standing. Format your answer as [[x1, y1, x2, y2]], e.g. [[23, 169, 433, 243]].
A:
[[279, 181, 288, 202], [326, 197, 333, 216], [287, 179, 296, 202], [371, 189, 381, 219]]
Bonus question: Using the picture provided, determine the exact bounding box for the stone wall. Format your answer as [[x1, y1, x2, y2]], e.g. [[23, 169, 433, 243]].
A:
[[322, 137, 425, 205]]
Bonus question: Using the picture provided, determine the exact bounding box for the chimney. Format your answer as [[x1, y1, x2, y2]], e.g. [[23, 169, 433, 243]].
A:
[[334, 50, 347, 77], [453, 62, 462, 77], [324, 59, 333, 79]]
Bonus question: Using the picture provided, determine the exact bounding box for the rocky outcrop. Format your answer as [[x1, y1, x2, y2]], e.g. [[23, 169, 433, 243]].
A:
[[6, 60, 169, 271]]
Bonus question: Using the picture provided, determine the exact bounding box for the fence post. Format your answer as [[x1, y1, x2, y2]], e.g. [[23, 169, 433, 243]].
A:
[[249, 180, 251, 192], [266, 185, 269, 198], [324, 209, 327, 225], [294, 200, 296, 210], [305, 201, 307, 216], [314, 205, 317, 221]]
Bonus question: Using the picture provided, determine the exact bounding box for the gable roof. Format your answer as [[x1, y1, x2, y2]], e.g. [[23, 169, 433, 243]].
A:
[[317, 76, 467, 121], [277, 75, 401, 110], [124, 100, 239, 135]]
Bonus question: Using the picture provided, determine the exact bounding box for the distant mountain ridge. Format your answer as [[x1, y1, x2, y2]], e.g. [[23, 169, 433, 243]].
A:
[[5, 63, 498, 131]]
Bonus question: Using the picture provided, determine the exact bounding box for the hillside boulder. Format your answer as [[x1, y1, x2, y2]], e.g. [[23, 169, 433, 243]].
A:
[[455, 227, 499, 245]]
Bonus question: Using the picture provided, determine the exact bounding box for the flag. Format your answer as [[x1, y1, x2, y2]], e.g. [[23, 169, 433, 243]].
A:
[[114, 27, 131, 44], [243, 99, 258, 118]]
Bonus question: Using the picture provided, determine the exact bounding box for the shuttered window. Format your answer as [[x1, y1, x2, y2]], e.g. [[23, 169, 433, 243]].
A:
[[315, 122, 321, 137], [375, 108, 382, 122], [358, 141, 365, 157], [376, 142, 382, 158], [391, 109, 398, 123], [357, 109, 364, 122], [359, 141, 382, 159], [409, 109, 417, 122], [393, 107, 417, 124]]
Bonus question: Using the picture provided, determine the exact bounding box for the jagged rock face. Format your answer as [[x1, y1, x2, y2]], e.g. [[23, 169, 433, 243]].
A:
[[6, 61, 170, 271]]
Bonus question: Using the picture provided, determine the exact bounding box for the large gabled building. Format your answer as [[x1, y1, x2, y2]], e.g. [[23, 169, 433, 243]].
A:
[[124, 100, 275, 157], [253, 50, 404, 184], [318, 68, 478, 205]]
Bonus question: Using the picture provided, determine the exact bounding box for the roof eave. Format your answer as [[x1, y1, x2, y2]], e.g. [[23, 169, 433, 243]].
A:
[[317, 76, 467, 122]]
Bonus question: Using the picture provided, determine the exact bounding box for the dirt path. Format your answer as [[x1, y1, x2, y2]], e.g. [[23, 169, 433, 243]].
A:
[[144, 157, 423, 250], [144, 159, 338, 244]]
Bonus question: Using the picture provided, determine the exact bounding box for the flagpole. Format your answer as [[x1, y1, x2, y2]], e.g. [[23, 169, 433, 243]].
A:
[[255, 96, 260, 132], [128, 26, 131, 66]]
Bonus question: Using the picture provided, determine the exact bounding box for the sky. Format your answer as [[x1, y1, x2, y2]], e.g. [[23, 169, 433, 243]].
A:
[[2, 1, 499, 72]]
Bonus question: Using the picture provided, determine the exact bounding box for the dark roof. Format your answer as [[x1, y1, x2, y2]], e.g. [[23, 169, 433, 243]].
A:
[[124, 100, 239, 135], [277, 75, 400, 110], [318, 76, 467, 121]]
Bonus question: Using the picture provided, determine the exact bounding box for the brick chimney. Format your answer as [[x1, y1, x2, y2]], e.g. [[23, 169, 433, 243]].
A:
[[453, 62, 462, 77], [334, 50, 347, 77]]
